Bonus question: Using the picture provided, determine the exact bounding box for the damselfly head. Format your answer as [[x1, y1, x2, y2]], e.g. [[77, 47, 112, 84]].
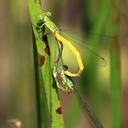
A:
[[46, 11, 52, 17]]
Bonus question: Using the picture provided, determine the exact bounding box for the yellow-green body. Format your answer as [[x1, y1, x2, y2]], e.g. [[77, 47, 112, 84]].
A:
[[36, 12, 84, 93]]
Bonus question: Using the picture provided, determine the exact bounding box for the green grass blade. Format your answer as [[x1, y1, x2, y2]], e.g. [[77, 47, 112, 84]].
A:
[[28, 0, 64, 127], [109, 1, 121, 128]]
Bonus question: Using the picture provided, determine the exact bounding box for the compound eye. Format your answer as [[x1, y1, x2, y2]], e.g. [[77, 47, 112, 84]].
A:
[[63, 65, 68, 71]]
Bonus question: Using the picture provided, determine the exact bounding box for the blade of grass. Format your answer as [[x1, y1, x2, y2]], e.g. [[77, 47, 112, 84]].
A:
[[28, 0, 64, 127], [109, 1, 121, 128]]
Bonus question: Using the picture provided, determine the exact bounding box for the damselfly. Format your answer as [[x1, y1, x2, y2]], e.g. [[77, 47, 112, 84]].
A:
[[53, 39, 103, 128]]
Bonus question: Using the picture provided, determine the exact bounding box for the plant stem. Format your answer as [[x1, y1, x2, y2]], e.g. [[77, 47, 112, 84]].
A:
[[28, 0, 64, 127], [110, 1, 121, 128]]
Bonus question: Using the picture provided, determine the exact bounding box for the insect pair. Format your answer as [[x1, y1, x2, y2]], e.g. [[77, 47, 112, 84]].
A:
[[35, 11, 103, 128], [35, 11, 84, 79]]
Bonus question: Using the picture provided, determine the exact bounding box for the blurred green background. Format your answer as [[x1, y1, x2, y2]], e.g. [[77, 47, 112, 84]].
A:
[[0, 0, 127, 128]]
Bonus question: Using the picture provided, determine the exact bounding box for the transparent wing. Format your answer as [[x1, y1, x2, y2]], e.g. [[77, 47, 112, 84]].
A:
[[58, 30, 110, 71], [73, 86, 103, 128], [55, 37, 104, 127]]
